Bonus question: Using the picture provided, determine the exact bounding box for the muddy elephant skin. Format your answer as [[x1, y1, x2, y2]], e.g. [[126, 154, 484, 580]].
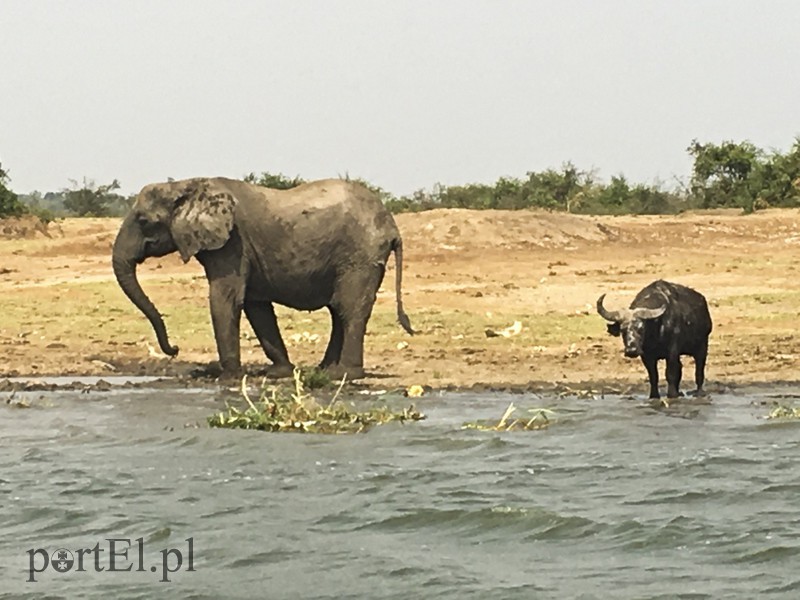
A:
[[112, 177, 413, 381]]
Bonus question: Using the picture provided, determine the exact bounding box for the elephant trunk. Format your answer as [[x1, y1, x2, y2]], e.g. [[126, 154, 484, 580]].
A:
[[112, 219, 179, 357]]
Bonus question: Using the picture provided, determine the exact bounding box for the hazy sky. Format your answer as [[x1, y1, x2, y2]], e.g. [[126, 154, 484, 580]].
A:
[[2, 1, 799, 196]]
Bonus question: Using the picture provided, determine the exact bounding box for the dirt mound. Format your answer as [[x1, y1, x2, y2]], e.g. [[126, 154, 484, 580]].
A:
[[33, 236, 115, 257], [0, 215, 62, 239], [395, 208, 618, 252], [30, 218, 121, 257]]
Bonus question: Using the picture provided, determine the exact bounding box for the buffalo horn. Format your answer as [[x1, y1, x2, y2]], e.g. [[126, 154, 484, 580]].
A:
[[596, 294, 622, 322], [633, 305, 666, 320]]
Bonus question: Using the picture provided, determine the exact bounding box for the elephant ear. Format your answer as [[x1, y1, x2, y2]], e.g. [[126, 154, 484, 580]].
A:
[[171, 180, 237, 262]]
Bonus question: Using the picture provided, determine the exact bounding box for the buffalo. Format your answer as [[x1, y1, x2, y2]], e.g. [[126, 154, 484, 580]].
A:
[[596, 279, 712, 399]]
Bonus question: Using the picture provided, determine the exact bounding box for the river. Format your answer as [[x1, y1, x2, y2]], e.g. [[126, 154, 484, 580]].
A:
[[1, 378, 799, 599]]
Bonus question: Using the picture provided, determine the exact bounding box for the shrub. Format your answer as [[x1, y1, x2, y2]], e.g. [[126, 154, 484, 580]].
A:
[[243, 171, 305, 190], [0, 164, 28, 218]]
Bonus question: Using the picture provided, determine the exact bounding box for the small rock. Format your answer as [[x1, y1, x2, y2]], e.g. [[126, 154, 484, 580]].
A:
[[406, 385, 424, 398], [91, 360, 117, 372]]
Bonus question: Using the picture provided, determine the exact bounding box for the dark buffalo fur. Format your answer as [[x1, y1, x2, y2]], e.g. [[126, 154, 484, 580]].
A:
[[597, 279, 712, 399]]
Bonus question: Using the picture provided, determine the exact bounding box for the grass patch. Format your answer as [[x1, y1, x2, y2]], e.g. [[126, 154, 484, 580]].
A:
[[0, 278, 209, 344], [296, 367, 333, 390], [462, 402, 556, 432], [208, 369, 425, 433], [715, 291, 800, 310]]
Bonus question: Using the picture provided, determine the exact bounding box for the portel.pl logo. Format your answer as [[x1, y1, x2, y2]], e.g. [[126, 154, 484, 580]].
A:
[[27, 537, 195, 583]]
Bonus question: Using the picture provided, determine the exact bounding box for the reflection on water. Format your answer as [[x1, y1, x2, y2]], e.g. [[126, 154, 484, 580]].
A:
[[1, 382, 799, 599]]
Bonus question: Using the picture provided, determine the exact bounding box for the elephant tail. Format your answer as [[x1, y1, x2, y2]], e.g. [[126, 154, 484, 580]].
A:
[[392, 237, 414, 335]]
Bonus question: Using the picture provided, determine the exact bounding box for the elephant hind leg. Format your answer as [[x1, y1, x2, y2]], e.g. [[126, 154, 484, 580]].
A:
[[244, 301, 293, 377], [319, 307, 344, 369], [325, 312, 368, 381], [328, 269, 382, 380]]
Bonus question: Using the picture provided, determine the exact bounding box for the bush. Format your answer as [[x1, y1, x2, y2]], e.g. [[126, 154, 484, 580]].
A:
[[243, 171, 305, 190], [687, 138, 800, 212], [244, 139, 800, 216], [0, 164, 28, 218], [62, 178, 127, 217]]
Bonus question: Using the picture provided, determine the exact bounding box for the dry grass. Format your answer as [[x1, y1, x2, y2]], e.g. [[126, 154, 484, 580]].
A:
[[764, 404, 800, 420], [462, 402, 556, 431]]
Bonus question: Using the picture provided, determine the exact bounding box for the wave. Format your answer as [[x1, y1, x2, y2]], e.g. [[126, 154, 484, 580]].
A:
[[357, 505, 601, 541]]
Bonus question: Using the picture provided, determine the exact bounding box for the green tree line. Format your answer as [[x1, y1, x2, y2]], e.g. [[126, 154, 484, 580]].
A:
[[246, 137, 800, 214], [2, 137, 799, 219], [0, 167, 135, 221]]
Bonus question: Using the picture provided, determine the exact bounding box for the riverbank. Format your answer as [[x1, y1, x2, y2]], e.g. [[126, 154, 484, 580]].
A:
[[1, 209, 799, 392]]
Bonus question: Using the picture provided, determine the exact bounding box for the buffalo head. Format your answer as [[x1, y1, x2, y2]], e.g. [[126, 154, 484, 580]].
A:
[[596, 293, 666, 358]]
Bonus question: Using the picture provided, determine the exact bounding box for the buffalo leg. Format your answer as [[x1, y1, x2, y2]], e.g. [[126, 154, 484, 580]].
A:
[[694, 341, 708, 395], [665, 354, 683, 398], [642, 356, 660, 399]]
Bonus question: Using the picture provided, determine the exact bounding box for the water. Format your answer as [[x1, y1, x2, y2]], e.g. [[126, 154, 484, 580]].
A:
[[1, 379, 800, 599]]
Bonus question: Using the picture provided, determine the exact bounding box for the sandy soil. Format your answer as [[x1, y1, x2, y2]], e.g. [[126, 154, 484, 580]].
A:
[[1, 209, 799, 392]]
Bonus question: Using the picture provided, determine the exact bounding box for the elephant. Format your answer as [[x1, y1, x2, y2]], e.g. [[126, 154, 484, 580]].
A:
[[112, 176, 414, 381]]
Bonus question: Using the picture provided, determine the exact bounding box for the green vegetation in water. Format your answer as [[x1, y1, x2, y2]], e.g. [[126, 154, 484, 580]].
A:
[[296, 367, 333, 390], [462, 402, 556, 432], [765, 404, 800, 420], [208, 369, 425, 433], [6, 393, 30, 409]]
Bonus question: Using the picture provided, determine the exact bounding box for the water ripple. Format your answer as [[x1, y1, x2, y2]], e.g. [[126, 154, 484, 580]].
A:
[[359, 505, 600, 541], [2, 386, 799, 599], [734, 544, 800, 563]]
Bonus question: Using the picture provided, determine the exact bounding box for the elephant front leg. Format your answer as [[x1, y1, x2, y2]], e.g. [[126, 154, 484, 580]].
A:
[[208, 281, 244, 381], [244, 301, 294, 378], [319, 307, 344, 370]]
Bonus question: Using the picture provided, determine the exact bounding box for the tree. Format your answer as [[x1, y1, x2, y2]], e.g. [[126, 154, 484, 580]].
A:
[[0, 163, 28, 218], [594, 174, 631, 211], [492, 176, 525, 210], [522, 162, 591, 211], [62, 178, 122, 217], [437, 183, 495, 209], [750, 138, 800, 208], [687, 138, 800, 211], [687, 139, 761, 210]]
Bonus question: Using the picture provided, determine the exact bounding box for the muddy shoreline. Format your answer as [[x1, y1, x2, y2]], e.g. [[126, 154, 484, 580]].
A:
[[2, 210, 800, 391], [2, 367, 797, 398]]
